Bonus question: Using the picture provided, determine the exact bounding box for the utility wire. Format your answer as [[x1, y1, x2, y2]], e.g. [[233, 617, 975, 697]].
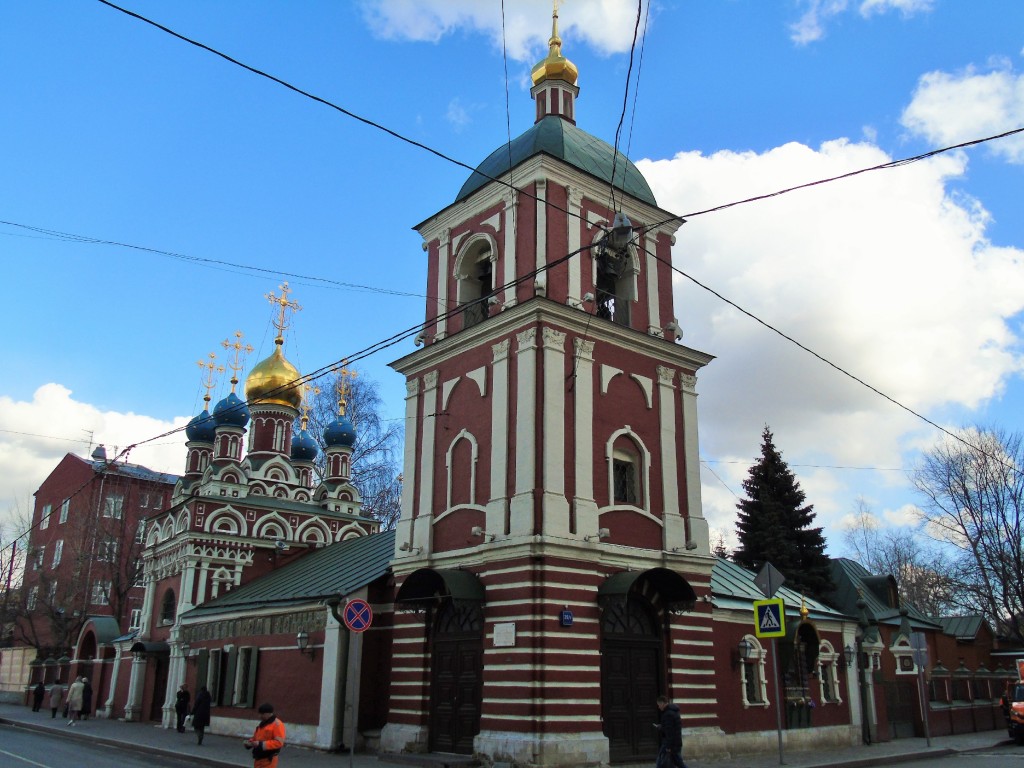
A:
[[625, 0, 651, 160], [607, 0, 644, 214]]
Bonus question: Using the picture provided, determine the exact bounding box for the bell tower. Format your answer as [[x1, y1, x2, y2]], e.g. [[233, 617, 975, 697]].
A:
[[383, 6, 716, 765]]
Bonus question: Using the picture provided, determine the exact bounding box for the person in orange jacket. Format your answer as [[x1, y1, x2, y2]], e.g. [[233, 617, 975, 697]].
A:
[[243, 702, 286, 768]]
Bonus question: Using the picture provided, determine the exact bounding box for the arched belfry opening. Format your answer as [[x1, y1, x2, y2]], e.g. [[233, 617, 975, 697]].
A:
[[455, 239, 495, 330], [598, 569, 696, 762], [395, 569, 486, 755]]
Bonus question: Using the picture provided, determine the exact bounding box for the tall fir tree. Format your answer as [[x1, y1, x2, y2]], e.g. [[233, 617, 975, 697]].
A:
[[734, 426, 834, 599]]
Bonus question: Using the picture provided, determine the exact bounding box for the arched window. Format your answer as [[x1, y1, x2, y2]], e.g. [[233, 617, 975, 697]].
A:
[[594, 238, 637, 328], [160, 589, 176, 624], [456, 239, 496, 330]]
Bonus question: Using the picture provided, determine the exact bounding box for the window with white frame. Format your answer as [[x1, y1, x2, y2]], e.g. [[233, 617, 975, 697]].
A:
[[91, 580, 110, 605], [817, 642, 843, 704], [27, 586, 38, 611], [135, 520, 146, 544], [33, 547, 45, 571], [740, 634, 769, 707], [59, 499, 69, 523], [47, 580, 57, 603], [103, 493, 124, 519], [40, 503, 51, 530], [52, 539, 63, 568], [129, 608, 142, 629], [132, 558, 144, 587]]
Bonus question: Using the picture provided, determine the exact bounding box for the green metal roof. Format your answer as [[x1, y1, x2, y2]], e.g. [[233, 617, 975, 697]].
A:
[[711, 557, 848, 622], [934, 615, 987, 641], [456, 115, 657, 207], [827, 558, 941, 630], [183, 530, 395, 617]]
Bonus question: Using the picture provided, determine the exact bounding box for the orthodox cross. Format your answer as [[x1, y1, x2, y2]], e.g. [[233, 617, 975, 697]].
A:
[[300, 382, 320, 429], [221, 330, 254, 393], [265, 282, 302, 342], [196, 352, 224, 408], [334, 360, 358, 417]]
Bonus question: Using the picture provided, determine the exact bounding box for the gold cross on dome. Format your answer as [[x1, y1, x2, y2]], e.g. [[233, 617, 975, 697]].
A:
[[333, 360, 358, 416], [221, 330, 254, 393], [299, 382, 320, 428], [265, 282, 302, 341], [196, 352, 224, 406]]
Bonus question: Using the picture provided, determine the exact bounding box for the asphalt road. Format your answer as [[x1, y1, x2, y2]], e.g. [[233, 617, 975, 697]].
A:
[[866, 738, 1024, 767], [0, 724, 202, 768]]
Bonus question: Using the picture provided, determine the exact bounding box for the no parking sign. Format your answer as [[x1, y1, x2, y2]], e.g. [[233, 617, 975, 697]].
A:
[[343, 598, 373, 633]]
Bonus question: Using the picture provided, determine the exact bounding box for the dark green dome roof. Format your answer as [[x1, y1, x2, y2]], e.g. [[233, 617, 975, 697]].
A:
[[456, 115, 657, 207]]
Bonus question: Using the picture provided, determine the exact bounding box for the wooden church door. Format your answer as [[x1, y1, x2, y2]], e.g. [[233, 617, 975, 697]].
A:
[[429, 601, 484, 754], [601, 598, 665, 762]]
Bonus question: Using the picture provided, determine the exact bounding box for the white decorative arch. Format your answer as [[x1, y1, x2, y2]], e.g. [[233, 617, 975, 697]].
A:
[[253, 512, 291, 540], [206, 507, 247, 536], [445, 429, 479, 509], [174, 509, 191, 535], [739, 634, 770, 709], [297, 518, 330, 545], [335, 523, 364, 542], [604, 426, 652, 514]]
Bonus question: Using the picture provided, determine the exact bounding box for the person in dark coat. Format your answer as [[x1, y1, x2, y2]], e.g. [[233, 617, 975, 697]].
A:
[[47, 681, 65, 719], [32, 682, 46, 712], [81, 677, 93, 720], [175, 684, 191, 732], [656, 695, 687, 768], [191, 685, 212, 745]]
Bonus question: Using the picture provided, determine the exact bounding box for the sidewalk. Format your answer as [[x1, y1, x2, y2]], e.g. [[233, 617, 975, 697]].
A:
[[0, 703, 1013, 768]]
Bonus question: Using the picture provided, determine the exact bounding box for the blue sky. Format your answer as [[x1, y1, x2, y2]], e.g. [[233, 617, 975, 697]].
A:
[[2, 0, 1022, 554]]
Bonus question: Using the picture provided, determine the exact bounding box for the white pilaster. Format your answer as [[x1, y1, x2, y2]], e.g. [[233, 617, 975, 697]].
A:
[[573, 338, 598, 536], [503, 189, 518, 308], [414, 372, 439, 551], [541, 327, 570, 535], [680, 373, 709, 551], [510, 328, 538, 535], [645, 231, 662, 336], [487, 340, 511, 536], [567, 186, 583, 304], [657, 366, 685, 551], [436, 229, 451, 339]]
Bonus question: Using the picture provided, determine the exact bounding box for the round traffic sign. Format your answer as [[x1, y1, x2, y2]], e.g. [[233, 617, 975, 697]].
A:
[[343, 598, 373, 633]]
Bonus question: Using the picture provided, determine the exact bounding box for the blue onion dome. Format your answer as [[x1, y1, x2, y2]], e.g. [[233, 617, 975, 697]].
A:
[[323, 415, 356, 448], [185, 409, 217, 442], [291, 428, 319, 462], [213, 391, 250, 428]]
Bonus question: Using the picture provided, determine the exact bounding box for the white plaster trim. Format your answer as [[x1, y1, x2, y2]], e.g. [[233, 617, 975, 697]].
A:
[[629, 373, 653, 409], [466, 366, 487, 397]]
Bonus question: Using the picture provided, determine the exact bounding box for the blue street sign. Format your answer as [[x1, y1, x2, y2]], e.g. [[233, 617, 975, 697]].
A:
[[343, 598, 373, 633], [753, 598, 786, 638]]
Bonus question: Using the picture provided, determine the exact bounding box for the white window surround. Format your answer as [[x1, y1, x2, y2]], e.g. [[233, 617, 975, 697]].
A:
[[604, 428, 651, 514], [817, 641, 844, 705], [740, 634, 770, 709]]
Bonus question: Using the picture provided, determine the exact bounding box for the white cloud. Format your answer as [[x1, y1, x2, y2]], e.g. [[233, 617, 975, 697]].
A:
[[790, 0, 932, 44], [0, 384, 188, 524], [901, 63, 1024, 164], [357, 0, 648, 61], [445, 97, 473, 131], [639, 136, 1024, 546]]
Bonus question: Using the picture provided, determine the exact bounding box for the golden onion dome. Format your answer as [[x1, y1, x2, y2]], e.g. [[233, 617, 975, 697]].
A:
[[531, 7, 578, 86], [244, 340, 303, 410]]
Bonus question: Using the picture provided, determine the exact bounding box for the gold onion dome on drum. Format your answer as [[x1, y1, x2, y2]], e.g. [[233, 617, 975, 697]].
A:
[[244, 338, 303, 409], [531, 4, 577, 86]]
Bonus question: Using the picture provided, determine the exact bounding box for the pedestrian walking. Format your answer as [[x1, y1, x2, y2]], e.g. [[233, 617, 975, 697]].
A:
[[191, 685, 212, 745], [32, 681, 46, 712], [175, 684, 191, 732], [47, 681, 65, 719], [656, 694, 687, 768], [243, 702, 286, 768], [67, 676, 85, 725]]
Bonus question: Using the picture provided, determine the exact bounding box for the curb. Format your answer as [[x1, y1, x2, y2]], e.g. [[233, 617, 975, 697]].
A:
[[0, 717, 243, 768]]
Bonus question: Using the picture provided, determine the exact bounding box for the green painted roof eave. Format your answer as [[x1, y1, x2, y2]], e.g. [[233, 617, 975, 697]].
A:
[[456, 116, 657, 207]]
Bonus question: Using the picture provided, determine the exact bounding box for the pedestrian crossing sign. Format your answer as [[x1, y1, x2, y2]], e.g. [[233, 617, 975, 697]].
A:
[[753, 598, 786, 638]]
